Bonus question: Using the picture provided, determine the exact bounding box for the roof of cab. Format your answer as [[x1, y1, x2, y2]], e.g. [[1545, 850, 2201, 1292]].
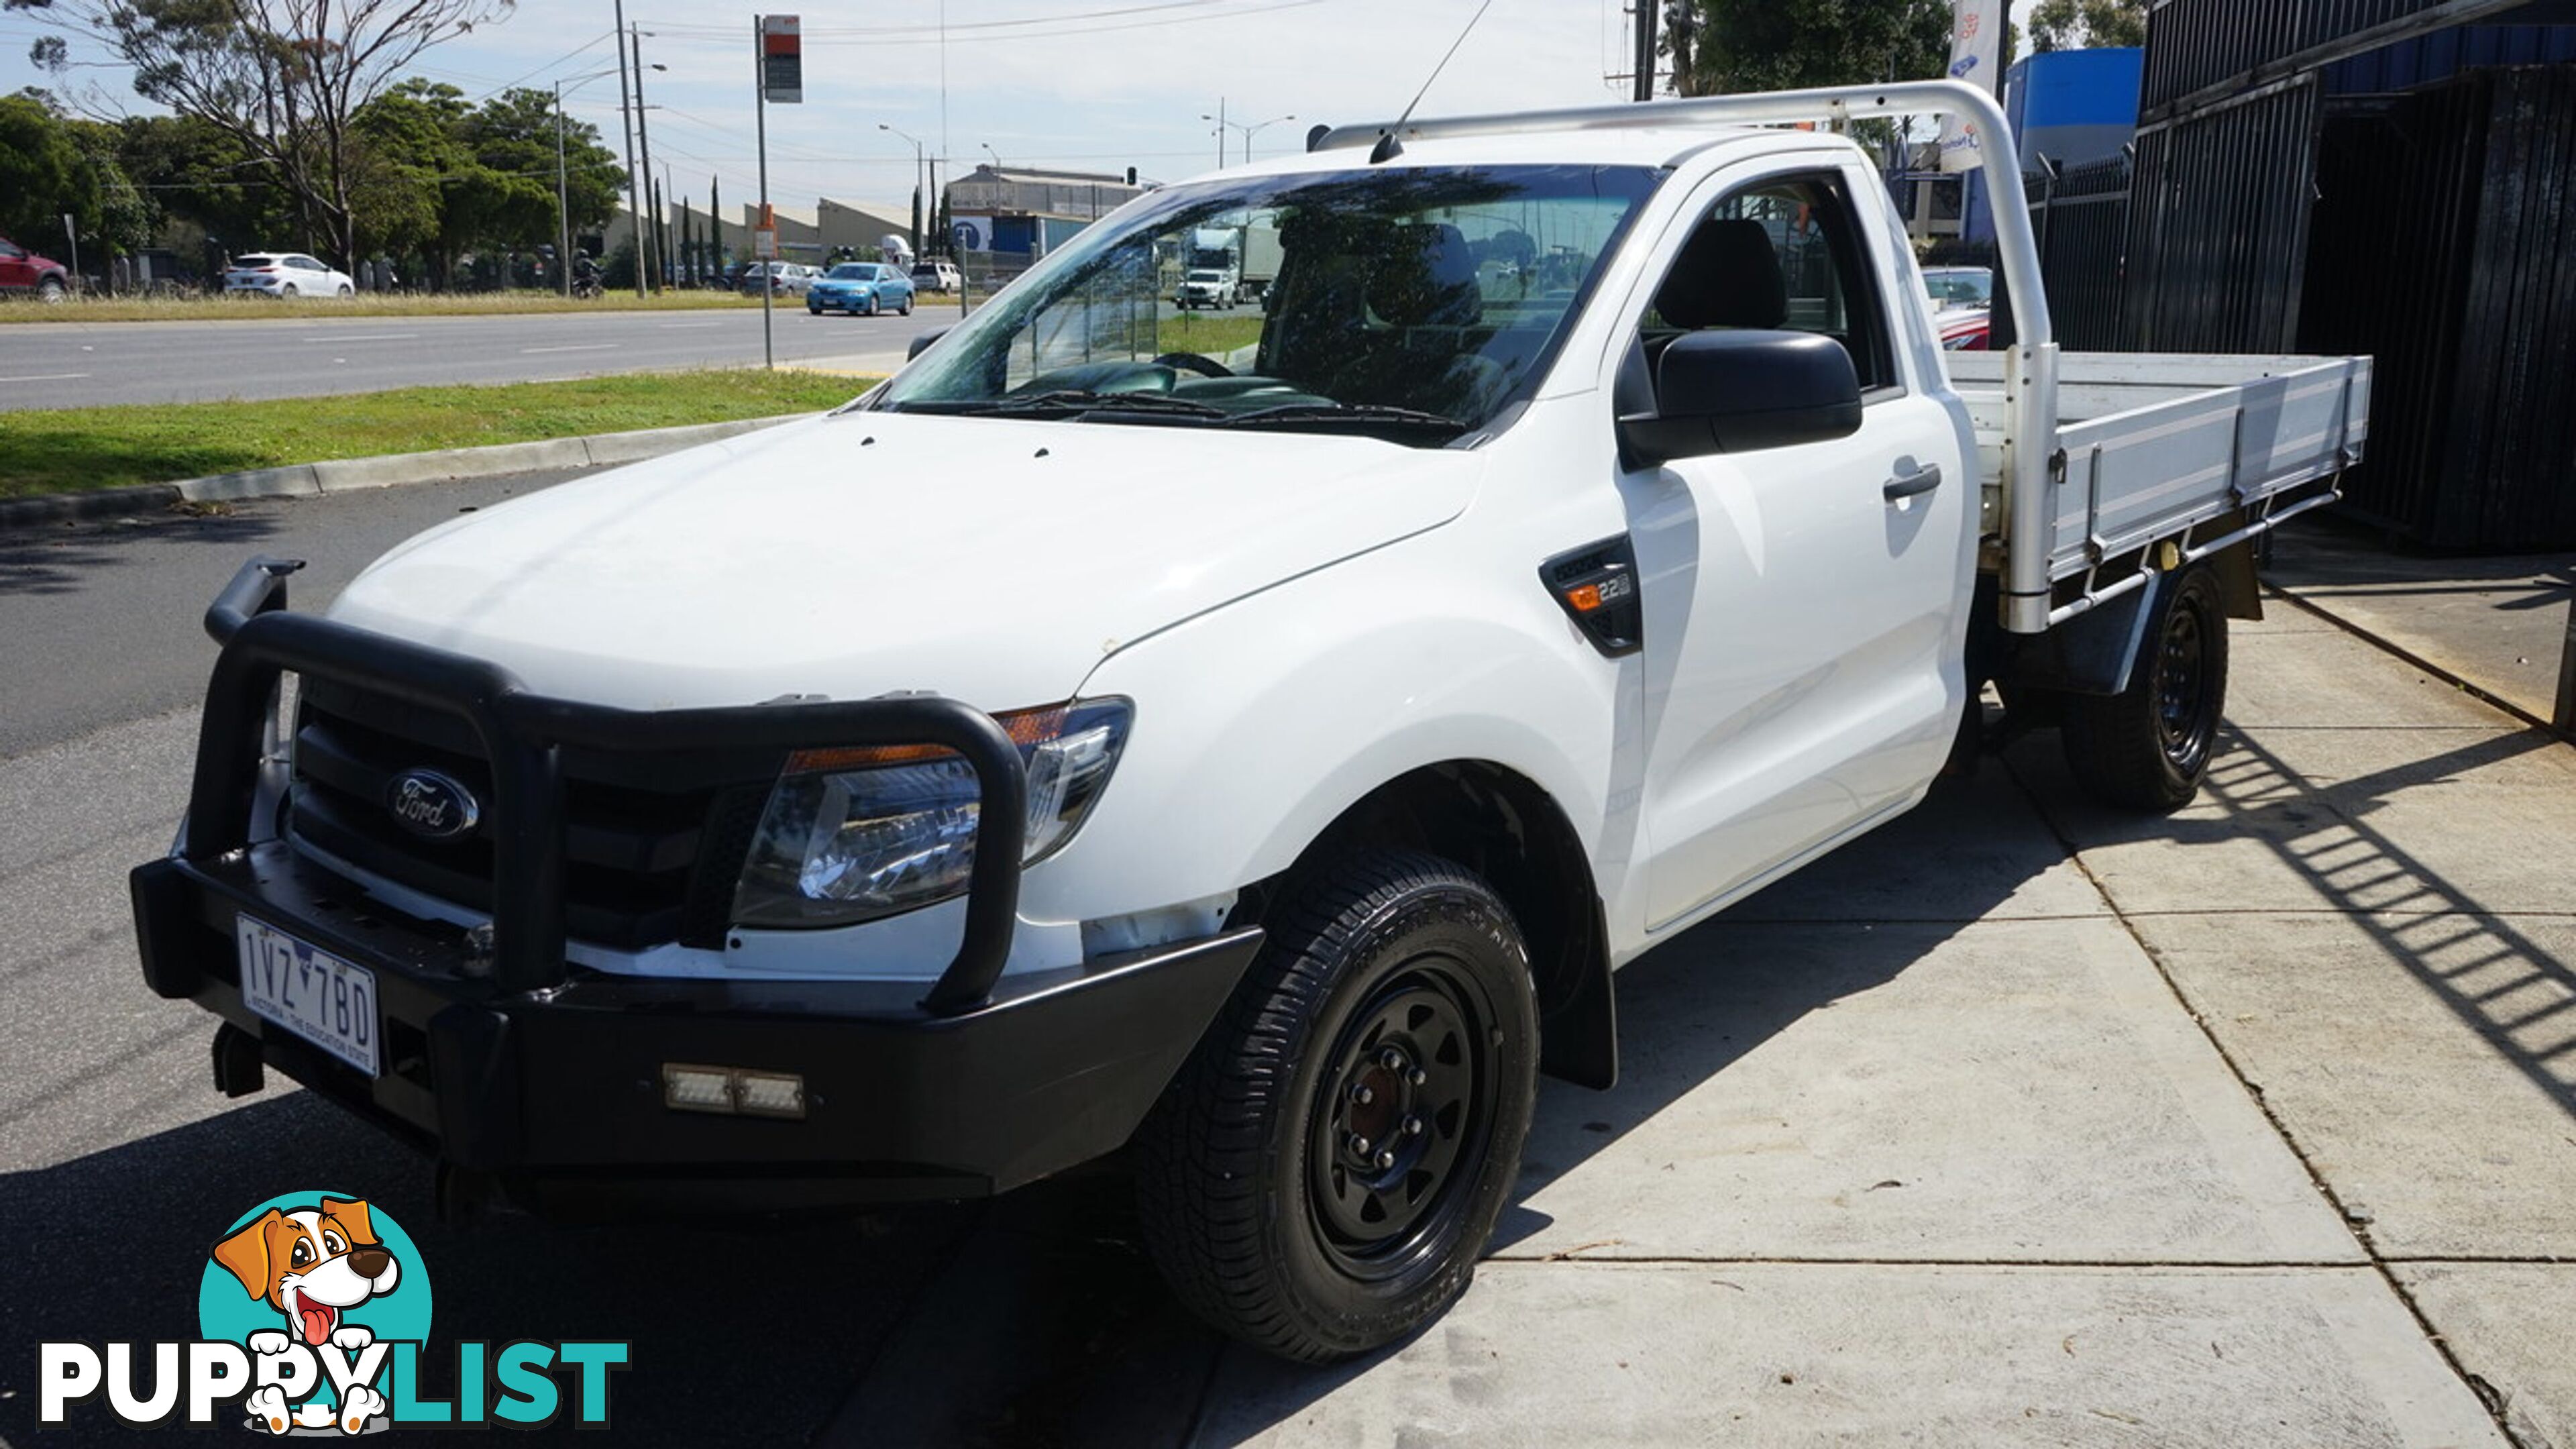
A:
[[1170, 121, 1838, 186]]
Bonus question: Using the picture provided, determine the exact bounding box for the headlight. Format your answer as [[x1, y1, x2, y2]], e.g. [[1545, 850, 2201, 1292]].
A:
[[731, 698, 1132, 929]]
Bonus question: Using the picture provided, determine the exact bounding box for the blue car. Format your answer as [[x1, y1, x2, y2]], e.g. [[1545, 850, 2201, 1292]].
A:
[[806, 262, 915, 317]]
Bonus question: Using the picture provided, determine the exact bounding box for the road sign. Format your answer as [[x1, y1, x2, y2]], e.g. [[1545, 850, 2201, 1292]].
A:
[[754, 227, 779, 260], [760, 15, 802, 104]]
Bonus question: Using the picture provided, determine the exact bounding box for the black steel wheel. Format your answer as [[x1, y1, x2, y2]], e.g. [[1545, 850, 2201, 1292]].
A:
[[1136, 850, 1538, 1362], [2062, 561, 2231, 812]]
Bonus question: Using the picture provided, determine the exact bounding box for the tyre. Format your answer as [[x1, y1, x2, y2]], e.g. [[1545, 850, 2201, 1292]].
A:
[[37, 276, 66, 304], [898, 296, 912, 316], [862, 295, 878, 317], [335, 284, 352, 298], [2061, 562, 2229, 812], [1136, 849, 1538, 1362], [279, 284, 299, 298]]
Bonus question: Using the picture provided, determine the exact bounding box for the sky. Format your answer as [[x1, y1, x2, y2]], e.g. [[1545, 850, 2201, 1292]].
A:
[[0, 0, 2042, 218]]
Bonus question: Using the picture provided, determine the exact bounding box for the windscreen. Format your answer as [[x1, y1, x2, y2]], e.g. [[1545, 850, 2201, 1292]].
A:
[[876, 164, 1663, 444]]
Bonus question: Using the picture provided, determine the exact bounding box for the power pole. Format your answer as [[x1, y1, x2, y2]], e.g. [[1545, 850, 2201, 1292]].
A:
[[1631, 0, 1659, 102], [631, 25, 660, 292], [755, 16, 773, 368], [613, 0, 644, 298], [553, 81, 571, 296]]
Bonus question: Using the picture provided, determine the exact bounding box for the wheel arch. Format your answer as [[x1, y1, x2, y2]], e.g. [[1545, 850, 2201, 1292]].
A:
[[1237, 760, 1617, 1090]]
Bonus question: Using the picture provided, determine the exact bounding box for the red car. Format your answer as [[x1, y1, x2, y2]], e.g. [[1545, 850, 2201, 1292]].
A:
[[0, 235, 72, 301], [1936, 305, 1991, 351]]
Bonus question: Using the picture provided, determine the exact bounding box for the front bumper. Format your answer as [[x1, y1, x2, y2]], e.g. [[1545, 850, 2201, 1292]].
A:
[[133, 557, 1263, 1214], [135, 846, 1258, 1214]]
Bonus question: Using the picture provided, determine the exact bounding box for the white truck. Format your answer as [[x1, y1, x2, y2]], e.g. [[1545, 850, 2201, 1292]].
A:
[[1177, 225, 1242, 309], [133, 81, 2369, 1364]]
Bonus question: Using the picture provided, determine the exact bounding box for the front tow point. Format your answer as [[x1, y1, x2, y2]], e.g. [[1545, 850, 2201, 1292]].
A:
[[213, 1022, 266, 1098]]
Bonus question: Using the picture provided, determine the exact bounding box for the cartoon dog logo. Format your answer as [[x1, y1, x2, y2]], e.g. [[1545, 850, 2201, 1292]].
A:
[[211, 1198, 398, 1434]]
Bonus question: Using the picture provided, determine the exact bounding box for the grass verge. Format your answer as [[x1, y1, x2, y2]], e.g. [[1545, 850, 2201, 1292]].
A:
[[0, 370, 871, 499], [0, 290, 754, 325], [1156, 310, 1265, 356]]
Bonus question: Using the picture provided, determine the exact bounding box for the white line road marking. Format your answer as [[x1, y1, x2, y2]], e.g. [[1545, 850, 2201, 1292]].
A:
[[657, 321, 724, 329], [519, 343, 620, 354], [306, 333, 417, 342], [0, 372, 92, 382]]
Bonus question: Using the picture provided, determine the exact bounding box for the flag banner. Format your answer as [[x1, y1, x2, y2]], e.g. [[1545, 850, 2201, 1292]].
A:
[[1936, 0, 2006, 173]]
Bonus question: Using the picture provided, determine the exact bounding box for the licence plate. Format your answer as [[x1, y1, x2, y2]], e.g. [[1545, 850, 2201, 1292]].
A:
[[236, 918, 380, 1077]]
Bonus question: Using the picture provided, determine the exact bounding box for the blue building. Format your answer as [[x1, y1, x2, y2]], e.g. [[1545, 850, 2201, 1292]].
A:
[[1964, 48, 2144, 243]]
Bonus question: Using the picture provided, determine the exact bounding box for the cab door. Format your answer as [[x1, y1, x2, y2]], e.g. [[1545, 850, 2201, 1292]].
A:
[[1621, 161, 1974, 931]]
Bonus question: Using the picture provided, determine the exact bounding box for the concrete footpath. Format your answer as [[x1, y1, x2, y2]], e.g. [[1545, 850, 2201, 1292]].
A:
[[2267, 519, 2574, 729], [826, 608, 2576, 1447]]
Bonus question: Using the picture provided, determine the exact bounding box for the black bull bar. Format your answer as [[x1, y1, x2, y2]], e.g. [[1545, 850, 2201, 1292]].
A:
[[180, 555, 1028, 1015]]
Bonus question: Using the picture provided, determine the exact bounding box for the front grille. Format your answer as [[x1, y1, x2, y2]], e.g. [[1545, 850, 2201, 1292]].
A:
[[287, 678, 782, 951]]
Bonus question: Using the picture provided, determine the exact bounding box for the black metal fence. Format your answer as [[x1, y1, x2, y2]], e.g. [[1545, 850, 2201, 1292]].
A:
[[2303, 66, 2576, 549], [2143, 0, 2535, 113], [2030, 156, 2133, 352], [2124, 79, 2325, 354]]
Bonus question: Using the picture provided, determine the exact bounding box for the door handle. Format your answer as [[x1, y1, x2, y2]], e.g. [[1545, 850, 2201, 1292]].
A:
[[1884, 462, 1943, 502]]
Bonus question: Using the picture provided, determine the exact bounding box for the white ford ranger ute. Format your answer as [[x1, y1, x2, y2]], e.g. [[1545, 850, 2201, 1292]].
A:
[[133, 82, 2370, 1362]]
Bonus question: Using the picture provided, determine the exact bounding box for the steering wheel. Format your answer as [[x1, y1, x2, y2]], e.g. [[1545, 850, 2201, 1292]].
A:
[[1151, 352, 1234, 379]]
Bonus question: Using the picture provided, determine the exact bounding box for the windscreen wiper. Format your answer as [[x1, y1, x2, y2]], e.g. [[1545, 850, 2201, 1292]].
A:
[[898, 390, 1228, 419], [1221, 401, 1468, 437]]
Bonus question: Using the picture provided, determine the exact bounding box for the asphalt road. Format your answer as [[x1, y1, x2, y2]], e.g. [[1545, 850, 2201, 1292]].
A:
[[0, 472, 1196, 1447], [0, 304, 943, 411]]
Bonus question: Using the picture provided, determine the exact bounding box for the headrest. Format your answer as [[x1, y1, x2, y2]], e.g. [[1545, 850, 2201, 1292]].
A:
[[1654, 219, 1788, 331], [1369, 222, 1481, 327]]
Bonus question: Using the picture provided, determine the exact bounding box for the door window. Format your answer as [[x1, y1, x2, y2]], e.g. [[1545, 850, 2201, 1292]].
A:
[[1644, 172, 1897, 394]]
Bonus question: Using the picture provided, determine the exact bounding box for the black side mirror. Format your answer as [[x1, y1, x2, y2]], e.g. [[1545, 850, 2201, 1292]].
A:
[[1619, 330, 1862, 468], [907, 326, 951, 362]]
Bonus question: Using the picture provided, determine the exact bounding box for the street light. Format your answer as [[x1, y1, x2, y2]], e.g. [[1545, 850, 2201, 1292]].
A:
[[1202, 107, 1297, 166], [555, 67, 623, 297], [880, 122, 926, 258], [980, 142, 1003, 172]]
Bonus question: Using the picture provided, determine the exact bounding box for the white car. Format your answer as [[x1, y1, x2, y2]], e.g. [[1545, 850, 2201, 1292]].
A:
[[135, 80, 2370, 1366], [909, 259, 962, 294], [223, 253, 356, 298], [1174, 268, 1235, 309]]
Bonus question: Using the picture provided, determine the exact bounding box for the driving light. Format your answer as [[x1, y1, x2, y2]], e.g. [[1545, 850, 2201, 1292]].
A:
[[663, 1063, 808, 1119], [731, 698, 1132, 929]]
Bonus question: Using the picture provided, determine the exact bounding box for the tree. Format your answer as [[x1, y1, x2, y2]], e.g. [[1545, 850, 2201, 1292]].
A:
[[0, 91, 87, 248], [1, 89, 152, 262], [1674, 0, 1953, 95], [2030, 0, 2147, 52], [9, 0, 514, 268], [117, 113, 289, 253], [347, 78, 470, 275]]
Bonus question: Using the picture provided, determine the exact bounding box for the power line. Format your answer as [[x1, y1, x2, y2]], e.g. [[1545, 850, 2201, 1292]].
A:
[[641, 0, 1276, 40], [468, 29, 616, 101], [641, 0, 1322, 48]]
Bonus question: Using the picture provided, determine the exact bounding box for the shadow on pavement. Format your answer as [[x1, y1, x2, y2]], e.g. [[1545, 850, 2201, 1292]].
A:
[[2268, 519, 2576, 609], [0, 1089, 977, 1446], [0, 506, 284, 598], [819, 773, 2061, 1448], [2021, 722, 2576, 1122]]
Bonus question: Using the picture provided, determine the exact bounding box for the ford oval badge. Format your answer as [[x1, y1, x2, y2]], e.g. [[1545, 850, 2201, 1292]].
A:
[[384, 768, 481, 841]]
